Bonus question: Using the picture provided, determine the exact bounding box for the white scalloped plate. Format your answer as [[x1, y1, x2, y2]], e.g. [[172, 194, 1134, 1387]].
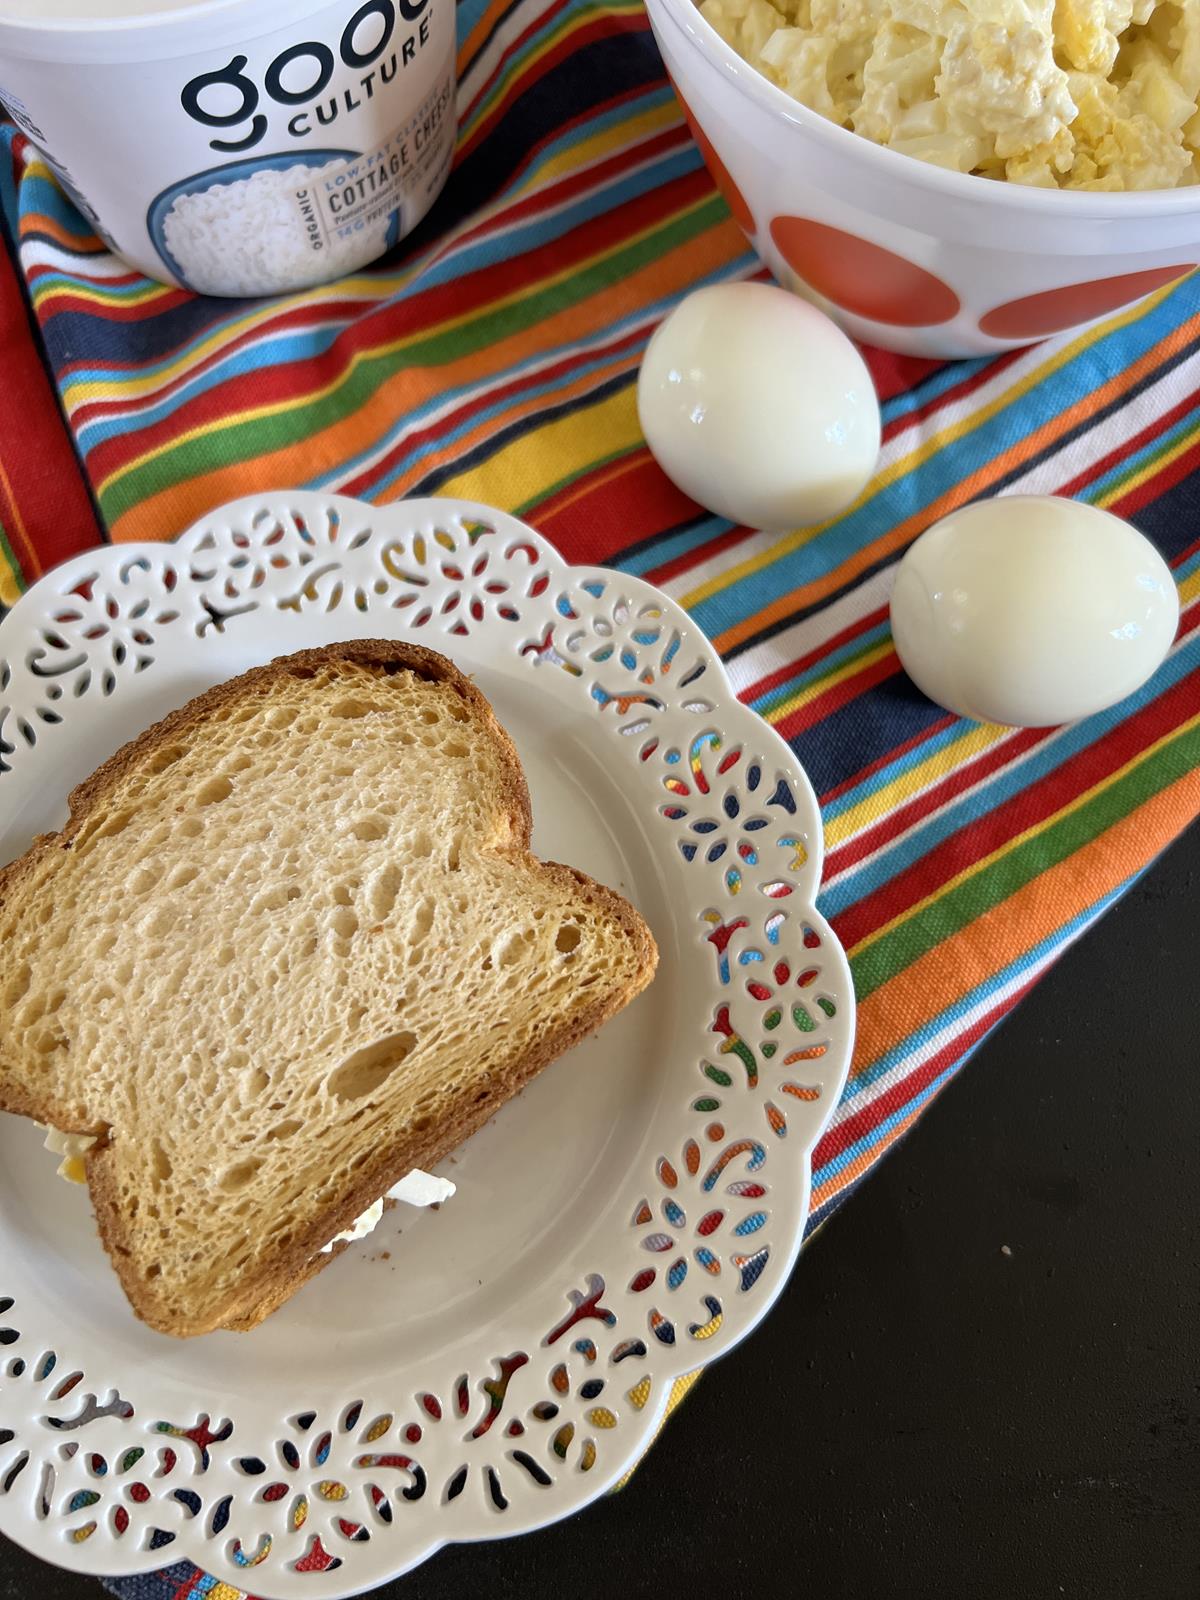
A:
[[0, 495, 854, 1597]]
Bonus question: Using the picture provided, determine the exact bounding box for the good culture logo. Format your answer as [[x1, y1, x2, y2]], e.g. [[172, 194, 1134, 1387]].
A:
[[181, 0, 434, 153]]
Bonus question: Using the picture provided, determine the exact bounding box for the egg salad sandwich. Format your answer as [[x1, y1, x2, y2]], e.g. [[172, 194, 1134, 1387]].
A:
[[0, 642, 657, 1336]]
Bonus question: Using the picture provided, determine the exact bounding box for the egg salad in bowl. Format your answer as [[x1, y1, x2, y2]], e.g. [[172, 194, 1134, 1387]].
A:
[[698, 0, 1200, 189]]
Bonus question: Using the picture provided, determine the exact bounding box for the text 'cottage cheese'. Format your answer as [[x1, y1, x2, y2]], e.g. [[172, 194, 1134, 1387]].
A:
[[0, 0, 457, 295], [700, 0, 1200, 189]]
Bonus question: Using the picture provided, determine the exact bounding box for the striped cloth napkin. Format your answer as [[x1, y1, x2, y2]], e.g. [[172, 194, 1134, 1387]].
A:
[[1, 0, 1198, 1593]]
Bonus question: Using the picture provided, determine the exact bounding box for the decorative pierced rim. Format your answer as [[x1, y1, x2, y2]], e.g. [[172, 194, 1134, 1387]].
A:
[[0, 495, 854, 1597]]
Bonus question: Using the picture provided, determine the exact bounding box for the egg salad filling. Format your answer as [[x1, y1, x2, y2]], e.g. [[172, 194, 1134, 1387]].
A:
[[317, 1169, 457, 1253], [38, 1124, 455, 1250], [698, 0, 1200, 188]]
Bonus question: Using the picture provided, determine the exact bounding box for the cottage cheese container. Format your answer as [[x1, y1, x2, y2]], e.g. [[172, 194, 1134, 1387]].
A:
[[0, 0, 456, 296]]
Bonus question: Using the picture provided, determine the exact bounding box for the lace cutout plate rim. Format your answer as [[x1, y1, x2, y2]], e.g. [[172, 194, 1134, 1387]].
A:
[[0, 493, 854, 1599]]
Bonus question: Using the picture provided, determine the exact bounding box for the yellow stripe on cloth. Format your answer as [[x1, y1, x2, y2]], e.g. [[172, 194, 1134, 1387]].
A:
[[850, 709, 1200, 960], [613, 1370, 704, 1490]]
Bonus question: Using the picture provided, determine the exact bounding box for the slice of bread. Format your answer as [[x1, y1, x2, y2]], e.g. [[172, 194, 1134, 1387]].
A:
[[0, 642, 657, 1337]]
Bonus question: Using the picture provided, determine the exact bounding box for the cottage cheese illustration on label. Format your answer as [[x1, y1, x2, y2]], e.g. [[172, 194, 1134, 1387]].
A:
[[0, 0, 457, 296]]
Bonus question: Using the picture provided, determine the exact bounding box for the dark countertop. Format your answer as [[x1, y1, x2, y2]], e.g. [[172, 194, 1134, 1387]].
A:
[[3, 823, 1198, 1600]]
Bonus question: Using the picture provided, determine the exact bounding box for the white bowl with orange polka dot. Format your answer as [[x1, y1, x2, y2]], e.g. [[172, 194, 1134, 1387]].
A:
[[646, 0, 1200, 357]]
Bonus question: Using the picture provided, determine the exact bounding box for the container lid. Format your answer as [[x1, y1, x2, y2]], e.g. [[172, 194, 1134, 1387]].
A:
[[0, 0, 349, 61], [0, 0, 200, 15]]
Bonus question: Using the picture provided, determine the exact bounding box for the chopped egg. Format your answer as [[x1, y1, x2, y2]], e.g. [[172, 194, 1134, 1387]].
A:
[[318, 1170, 457, 1254], [40, 1123, 97, 1184]]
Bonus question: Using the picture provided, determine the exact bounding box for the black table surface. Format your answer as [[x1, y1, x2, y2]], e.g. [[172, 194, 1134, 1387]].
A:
[[3, 825, 1197, 1600]]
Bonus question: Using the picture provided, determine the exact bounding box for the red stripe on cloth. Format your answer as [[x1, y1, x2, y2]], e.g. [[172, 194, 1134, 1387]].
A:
[[812, 978, 1034, 1167], [533, 451, 704, 564], [828, 590, 1200, 875], [642, 521, 757, 587], [0, 233, 102, 579], [860, 346, 945, 405], [821, 711, 958, 808], [459, 0, 576, 129], [825, 725, 1053, 879], [834, 661, 1200, 951], [67, 301, 374, 423], [880, 347, 1025, 443], [741, 604, 891, 705], [26, 271, 193, 325], [1055, 384, 1200, 503], [456, 10, 653, 166], [81, 163, 717, 487], [344, 323, 649, 502], [1111, 437, 1200, 520], [451, 120, 691, 259], [772, 648, 903, 738]]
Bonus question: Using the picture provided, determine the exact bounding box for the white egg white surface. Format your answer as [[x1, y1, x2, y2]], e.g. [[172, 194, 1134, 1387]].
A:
[[890, 495, 1180, 727], [637, 281, 881, 530]]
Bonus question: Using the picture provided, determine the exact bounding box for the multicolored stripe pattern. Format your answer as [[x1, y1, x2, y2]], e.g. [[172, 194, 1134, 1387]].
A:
[[0, 0, 1198, 1592]]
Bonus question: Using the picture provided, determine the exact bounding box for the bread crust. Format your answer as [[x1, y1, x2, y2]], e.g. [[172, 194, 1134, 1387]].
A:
[[0, 641, 657, 1337]]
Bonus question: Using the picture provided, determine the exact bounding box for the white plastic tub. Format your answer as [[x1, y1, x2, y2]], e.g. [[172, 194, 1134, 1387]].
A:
[[0, 0, 456, 296]]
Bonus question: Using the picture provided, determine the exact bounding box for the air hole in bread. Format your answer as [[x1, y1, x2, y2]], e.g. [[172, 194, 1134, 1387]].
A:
[[145, 745, 185, 775], [178, 816, 203, 838], [330, 697, 371, 719], [74, 807, 135, 854], [555, 924, 581, 954], [332, 883, 354, 907], [196, 776, 233, 806], [444, 741, 468, 759], [220, 1157, 263, 1192], [4, 964, 31, 1009], [496, 928, 534, 967], [167, 863, 200, 890], [419, 708, 439, 726], [368, 863, 402, 921], [146, 1264, 162, 1279], [410, 898, 434, 946], [267, 1118, 303, 1141], [151, 1140, 172, 1187], [251, 885, 295, 917], [348, 815, 388, 843], [328, 1031, 417, 1102]]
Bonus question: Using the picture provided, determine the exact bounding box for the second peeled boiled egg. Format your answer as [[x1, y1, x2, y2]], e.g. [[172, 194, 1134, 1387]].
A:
[[890, 495, 1179, 727], [637, 282, 881, 530]]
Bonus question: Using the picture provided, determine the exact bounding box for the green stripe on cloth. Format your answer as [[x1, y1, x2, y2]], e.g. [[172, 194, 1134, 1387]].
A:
[[851, 711, 1200, 1000]]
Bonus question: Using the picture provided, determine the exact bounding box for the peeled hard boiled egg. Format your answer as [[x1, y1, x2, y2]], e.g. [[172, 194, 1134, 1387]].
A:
[[637, 282, 881, 529], [890, 496, 1179, 727]]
